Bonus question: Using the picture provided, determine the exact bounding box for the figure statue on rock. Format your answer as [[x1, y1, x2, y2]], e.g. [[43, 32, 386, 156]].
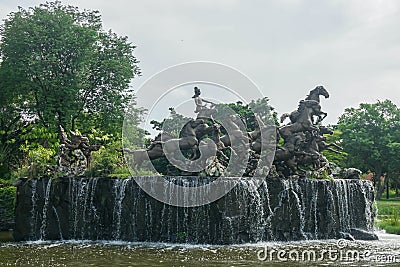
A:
[[56, 126, 100, 176], [192, 87, 217, 120]]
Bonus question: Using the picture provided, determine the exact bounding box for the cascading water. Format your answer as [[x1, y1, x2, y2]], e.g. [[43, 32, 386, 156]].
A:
[[30, 179, 37, 239], [113, 179, 129, 240], [14, 176, 376, 244], [52, 206, 63, 240], [39, 178, 52, 240]]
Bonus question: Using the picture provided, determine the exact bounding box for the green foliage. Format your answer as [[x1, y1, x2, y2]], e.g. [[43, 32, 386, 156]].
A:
[[0, 1, 143, 178], [214, 97, 278, 132], [338, 100, 400, 199], [0, 1, 140, 132], [376, 200, 400, 216], [377, 223, 400, 235], [377, 209, 400, 235], [0, 186, 16, 219], [86, 139, 127, 177], [321, 129, 348, 167], [338, 100, 400, 172], [150, 108, 190, 137]]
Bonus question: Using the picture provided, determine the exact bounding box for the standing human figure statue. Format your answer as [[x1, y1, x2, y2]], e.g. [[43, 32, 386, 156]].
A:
[[192, 87, 216, 119]]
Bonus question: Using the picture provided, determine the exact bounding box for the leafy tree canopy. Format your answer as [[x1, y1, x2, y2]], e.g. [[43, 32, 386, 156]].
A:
[[0, 1, 140, 133], [337, 100, 400, 199], [0, 1, 142, 178]]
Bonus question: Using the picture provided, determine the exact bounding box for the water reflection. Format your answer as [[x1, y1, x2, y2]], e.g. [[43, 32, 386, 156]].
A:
[[1, 232, 399, 266]]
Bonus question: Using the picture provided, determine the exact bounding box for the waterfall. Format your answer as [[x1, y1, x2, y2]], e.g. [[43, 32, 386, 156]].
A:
[[52, 206, 63, 240], [68, 178, 101, 239], [113, 178, 130, 240], [39, 178, 52, 240], [18, 177, 376, 244], [336, 180, 350, 231], [360, 180, 374, 230], [30, 179, 37, 239], [312, 181, 319, 239]]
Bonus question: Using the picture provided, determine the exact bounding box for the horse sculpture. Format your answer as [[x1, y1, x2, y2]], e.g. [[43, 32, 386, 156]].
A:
[[316, 126, 343, 154], [279, 100, 320, 140], [305, 85, 329, 102], [220, 114, 250, 148], [119, 146, 165, 173], [161, 119, 202, 159], [249, 125, 277, 153], [281, 85, 329, 124]]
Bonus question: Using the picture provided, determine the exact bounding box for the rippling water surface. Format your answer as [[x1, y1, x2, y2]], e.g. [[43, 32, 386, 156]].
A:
[[1, 232, 399, 266]]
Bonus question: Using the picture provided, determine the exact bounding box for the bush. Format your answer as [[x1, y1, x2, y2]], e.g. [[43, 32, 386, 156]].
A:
[[0, 186, 16, 219], [87, 140, 130, 177]]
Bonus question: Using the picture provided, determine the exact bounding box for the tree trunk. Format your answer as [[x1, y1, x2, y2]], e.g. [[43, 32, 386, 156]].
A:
[[386, 175, 390, 199], [377, 175, 389, 201], [375, 170, 383, 200]]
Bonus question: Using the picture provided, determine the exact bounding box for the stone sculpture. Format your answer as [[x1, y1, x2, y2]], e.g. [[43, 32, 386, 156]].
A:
[[56, 126, 100, 176], [192, 87, 217, 119]]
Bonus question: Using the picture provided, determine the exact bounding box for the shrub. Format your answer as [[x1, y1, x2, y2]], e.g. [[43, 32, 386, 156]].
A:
[[0, 186, 16, 219]]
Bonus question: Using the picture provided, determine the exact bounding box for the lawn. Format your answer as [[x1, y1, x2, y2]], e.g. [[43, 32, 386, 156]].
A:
[[376, 198, 400, 235]]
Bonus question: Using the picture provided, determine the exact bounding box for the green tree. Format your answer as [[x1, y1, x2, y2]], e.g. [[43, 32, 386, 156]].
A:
[[321, 128, 348, 167], [0, 1, 142, 177], [338, 100, 400, 200], [0, 1, 140, 135]]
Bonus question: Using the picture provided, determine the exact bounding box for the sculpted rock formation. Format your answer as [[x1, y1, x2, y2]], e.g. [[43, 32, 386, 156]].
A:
[[56, 126, 100, 176]]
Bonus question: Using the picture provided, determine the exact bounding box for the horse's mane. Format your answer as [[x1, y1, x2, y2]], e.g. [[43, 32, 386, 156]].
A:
[[297, 100, 306, 112], [305, 87, 318, 100]]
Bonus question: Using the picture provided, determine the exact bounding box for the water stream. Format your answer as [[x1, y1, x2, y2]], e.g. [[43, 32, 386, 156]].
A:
[[23, 177, 375, 244]]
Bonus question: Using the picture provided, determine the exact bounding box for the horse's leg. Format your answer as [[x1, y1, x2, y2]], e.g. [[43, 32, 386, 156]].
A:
[[316, 112, 327, 124], [190, 145, 199, 160], [328, 143, 343, 150], [326, 147, 342, 154]]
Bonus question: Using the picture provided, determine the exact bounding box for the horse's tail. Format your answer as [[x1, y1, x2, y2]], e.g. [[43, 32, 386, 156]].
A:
[[280, 113, 290, 123]]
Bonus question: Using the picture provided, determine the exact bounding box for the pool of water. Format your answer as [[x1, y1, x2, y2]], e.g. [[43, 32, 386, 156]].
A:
[[1, 231, 399, 266]]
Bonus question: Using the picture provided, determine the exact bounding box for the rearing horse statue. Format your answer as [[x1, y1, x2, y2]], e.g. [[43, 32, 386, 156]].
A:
[[279, 100, 320, 140], [281, 85, 329, 124], [305, 85, 329, 102]]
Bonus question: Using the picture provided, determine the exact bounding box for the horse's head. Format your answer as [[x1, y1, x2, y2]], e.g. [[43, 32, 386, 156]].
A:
[[316, 86, 329, 99], [191, 118, 204, 128], [319, 126, 333, 135]]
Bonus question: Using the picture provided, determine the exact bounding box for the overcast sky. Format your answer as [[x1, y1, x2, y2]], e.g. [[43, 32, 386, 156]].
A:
[[1, 0, 400, 126]]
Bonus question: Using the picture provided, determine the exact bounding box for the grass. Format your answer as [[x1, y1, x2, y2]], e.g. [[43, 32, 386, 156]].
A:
[[376, 198, 400, 235], [376, 199, 400, 216]]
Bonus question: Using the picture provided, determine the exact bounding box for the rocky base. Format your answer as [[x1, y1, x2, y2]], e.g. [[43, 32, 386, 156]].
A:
[[14, 176, 376, 244]]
